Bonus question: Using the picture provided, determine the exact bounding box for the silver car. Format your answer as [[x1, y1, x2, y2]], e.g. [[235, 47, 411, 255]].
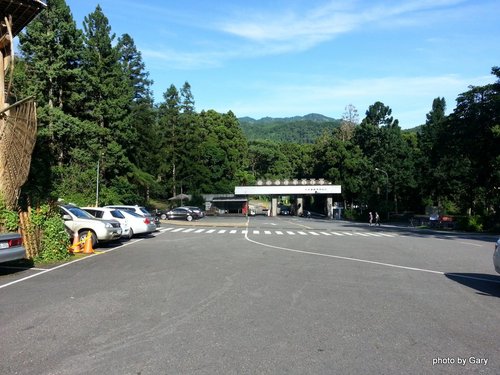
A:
[[494, 238, 500, 274], [0, 232, 25, 263], [60, 205, 122, 247]]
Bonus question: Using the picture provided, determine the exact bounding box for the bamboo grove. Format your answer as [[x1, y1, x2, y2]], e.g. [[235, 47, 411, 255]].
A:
[[12, 1, 500, 231]]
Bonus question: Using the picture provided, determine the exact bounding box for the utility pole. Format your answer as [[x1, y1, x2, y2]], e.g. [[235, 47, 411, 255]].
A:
[[375, 167, 389, 221]]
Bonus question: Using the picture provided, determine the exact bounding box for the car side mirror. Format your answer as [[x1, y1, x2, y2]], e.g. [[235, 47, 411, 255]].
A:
[[62, 214, 72, 221]]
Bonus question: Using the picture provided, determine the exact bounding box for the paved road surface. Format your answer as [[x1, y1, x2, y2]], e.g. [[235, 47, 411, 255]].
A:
[[1, 216, 498, 374]]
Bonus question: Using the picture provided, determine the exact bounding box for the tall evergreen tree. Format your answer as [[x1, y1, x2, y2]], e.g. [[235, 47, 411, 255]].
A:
[[17, 0, 89, 203], [116, 33, 157, 196], [157, 85, 181, 196], [81, 5, 137, 204]]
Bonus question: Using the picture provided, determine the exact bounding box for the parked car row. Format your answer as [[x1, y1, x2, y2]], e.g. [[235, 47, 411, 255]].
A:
[[59, 204, 158, 248], [163, 206, 205, 221]]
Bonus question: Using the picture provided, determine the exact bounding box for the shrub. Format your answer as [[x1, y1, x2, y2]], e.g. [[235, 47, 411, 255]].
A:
[[32, 204, 70, 263], [0, 206, 19, 232], [343, 208, 357, 221], [456, 215, 483, 232]]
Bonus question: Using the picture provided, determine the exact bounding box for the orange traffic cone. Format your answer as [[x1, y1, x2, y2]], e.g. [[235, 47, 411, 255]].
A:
[[70, 231, 81, 253], [82, 231, 94, 254]]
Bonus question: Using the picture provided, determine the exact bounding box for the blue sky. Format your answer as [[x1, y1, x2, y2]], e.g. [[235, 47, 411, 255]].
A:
[[65, 0, 499, 128]]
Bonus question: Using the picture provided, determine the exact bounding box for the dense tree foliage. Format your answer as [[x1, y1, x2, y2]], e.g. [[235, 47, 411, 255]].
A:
[[14, 1, 499, 230]]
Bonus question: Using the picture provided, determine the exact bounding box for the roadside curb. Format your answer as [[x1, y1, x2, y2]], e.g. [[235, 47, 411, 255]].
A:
[[159, 219, 248, 228]]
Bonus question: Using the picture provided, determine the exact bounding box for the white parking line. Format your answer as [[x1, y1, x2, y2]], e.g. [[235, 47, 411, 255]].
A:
[[264, 231, 272, 235], [171, 228, 185, 233], [0, 239, 143, 290], [308, 231, 320, 236], [183, 228, 195, 233], [162, 227, 174, 231], [206, 229, 216, 234], [275, 231, 284, 235], [286, 231, 295, 235], [253, 230, 260, 234], [320, 232, 332, 236], [218, 229, 227, 234], [230, 230, 237, 234], [195, 229, 205, 233], [331, 232, 344, 236], [342, 232, 354, 236], [297, 231, 307, 235]]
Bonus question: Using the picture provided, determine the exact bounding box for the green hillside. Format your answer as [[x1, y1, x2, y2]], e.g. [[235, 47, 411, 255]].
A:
[[238, 113, 342, 143]]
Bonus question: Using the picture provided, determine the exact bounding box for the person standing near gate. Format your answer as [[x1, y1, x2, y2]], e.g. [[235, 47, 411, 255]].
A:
[[375, 212, 380, 226]]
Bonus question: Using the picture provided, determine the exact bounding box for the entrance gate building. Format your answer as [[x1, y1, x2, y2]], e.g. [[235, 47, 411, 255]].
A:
[[235, 179, 341, 218]]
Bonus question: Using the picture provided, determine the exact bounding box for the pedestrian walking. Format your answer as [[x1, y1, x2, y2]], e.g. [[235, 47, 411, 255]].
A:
[[375, 212, 380, 226], [369, 211, 373, 226]]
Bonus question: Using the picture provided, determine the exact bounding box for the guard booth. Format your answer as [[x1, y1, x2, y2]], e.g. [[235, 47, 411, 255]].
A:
[[235, 179, 341, 218]]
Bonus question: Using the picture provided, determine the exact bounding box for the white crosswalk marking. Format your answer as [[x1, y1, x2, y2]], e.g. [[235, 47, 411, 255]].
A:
[[354, 232, 370, 237], [162, 227, 398, 239]]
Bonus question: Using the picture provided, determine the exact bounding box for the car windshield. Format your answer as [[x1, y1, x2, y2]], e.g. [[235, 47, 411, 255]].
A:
[[66, 207, 94, 219]]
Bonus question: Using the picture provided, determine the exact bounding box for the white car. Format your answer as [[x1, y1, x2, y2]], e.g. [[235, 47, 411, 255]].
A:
[[494, 238, 500, 274], [104, 205, 159, 228], [81, 207, 132, 239], [118, 209, 157, 236]]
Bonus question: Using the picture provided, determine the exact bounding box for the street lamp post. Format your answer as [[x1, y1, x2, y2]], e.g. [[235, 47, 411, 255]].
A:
[[375, 167, 389, 221], [95, 158, 100, 207]]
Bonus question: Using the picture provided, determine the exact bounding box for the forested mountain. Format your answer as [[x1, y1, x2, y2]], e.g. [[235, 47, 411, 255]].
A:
[[10, 1, 500, 231], [239, 114, 342, 143]]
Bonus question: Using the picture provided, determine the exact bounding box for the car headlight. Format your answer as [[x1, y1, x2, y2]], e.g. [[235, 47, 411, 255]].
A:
[[105, 223, 113, 228]]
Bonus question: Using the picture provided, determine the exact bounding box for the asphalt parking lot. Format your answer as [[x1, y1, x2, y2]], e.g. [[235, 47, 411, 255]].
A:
[[1, 216, 499, 374]]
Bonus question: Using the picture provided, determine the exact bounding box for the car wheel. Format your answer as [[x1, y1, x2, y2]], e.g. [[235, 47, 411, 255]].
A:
[[186, 215, 193, 222], [79, 231, 97, 248], [160, 213, 167, 220], [128, 228, 134, 239]]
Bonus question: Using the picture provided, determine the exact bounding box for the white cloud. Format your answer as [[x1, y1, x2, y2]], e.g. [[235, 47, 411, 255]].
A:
[[217, 0, 467, 47]]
